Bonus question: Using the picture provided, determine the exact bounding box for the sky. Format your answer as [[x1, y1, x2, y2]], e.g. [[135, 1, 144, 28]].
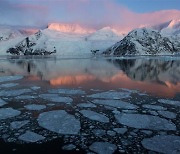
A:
[[0, 0, 180, 31]]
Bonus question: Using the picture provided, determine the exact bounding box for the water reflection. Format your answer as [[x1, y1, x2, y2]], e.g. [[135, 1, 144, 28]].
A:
[[0, 57, 180, 97]]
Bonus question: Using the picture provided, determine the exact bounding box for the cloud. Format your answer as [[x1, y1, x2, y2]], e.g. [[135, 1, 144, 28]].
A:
[[0, 0, 180, 32]]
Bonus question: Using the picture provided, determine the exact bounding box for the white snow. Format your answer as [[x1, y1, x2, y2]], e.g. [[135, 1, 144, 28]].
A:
[[48, 88, 85, 95], [39, 94, 73, 103], [115, 113, 176, 130], [92, 99, 138, 109], [24, 104, 46, 111], [142, 135, 180, 153], [0, 98, 7, 107], [10, 120, 29, 129], [88, 91, 130, 99], [18, 131, 45, 143], [0, 75, 23, 83], [89, 142, 117, 154], [0, 108, 21, 120], [38, 110, 80, 135], [158, 99, 180, 107], [80, 110, 109, 123]]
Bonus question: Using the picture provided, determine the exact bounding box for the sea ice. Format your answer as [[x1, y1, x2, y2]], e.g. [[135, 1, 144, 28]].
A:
[[18, 131, 45, 143], [15, 95, 37, 100], [158, 99, 180, 107], [24, 104, 46, 111], [115, 113, 176, 130], [113, 128, 127, 135], [80, 110, 109, 123], [39, 94, 73, 103], [48, 88, 85, 95], [62, 144, 76, 151], [77, 103, 97, 108], [158, 111, 176, 119], [38, 110, 80, 135], [10, 120, 29, 129], [92, 99, 138, 109], [142, 135, 180, 153], [88, 91, 130, 99], [89, 142, 117, 154], [0, 98, 7, 107], [0, 108, 21, 120], [0, 89, 32, 97], [0, 75, 23, 83], [93, 129, 106, 137], [0, 83, 19, 88], [142, 104, 166, 110], [31, 86, 41, 90]]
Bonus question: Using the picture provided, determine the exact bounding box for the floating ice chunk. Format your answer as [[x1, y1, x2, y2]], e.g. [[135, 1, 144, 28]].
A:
[[0, 83, 19, 88], [0, 108, 21, 120], [10, 120, 29, 129], [88, 91, 130, 99], [38, 110, 80, 135], [92, 99, 138, 109], [93, 129, 106, 137], [0, 98, 7, 107], [39, 94, 73, 103], [115, 113, 176, 130], [158, 111, 176, 119], [89, 142, 117, 154], [24, 104, 46, 111], [0, 75, 23, 83], [18, 131, 45, 143], [0, 89, 32, 97], [120, 88, 138, 93], [77, 103, 97, 108], [142, 135, 180, 153], [141, 130, 152, 135], [15, 95, 38, 100], [142, 104, 166, 110], [107, 130, 116, 136], [31, 86, 41, 90], [80, 110, 109, 123], [62, 144, 76, 151], [113, 128, 127, 134], [48, 88, 85, 95], [158, 99, 180, 107]]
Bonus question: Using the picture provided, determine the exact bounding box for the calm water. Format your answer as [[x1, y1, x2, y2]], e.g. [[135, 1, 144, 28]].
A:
[[0, 56, 180, 154]]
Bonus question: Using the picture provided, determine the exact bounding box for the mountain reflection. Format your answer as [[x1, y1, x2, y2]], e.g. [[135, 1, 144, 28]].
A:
[[0, 57, 180, 97]]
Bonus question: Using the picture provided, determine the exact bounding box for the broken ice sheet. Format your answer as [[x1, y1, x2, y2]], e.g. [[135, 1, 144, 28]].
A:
[[158, 111, 176, 119], [115, 113, 176, 130], [0, 83, 19, 88], [38, 110, 80, 135], [92, 99, 138, 109], [88, 91, 130, 99], [80, 110, 109, 123], [15, 95, 38, 100], [158, 99, 180, 107], [0, 89, 32, 97], [10, 120, 29, 129], [39, 94, 73, 103], [142, 135, 180, 153], [0, 108, 21, 120], [0, 75, 23, 83], [142, 104, 167, 110], [24, 104, 46, 111], [0, 98, 7, 107], [77, 103, 97, 108], [18, 131, 45, 143], [48, 88, 85, 95], [89, 142, 117, 154]]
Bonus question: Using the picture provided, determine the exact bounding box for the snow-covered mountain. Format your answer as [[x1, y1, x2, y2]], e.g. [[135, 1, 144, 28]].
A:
[[103, 28, 178, 56], [2, 25, 122, 56]]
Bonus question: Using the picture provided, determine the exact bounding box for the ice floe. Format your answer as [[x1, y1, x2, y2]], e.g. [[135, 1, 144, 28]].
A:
[[38, 110, 80, 135], [77, 103, 97, 108], [89, 142, 117, 154], [31, 86, 41, 90], [15, 95, 38, 100], [10, 120, 29, 129], [48, 88, 85, 95], [80, 110, 109, 123], [39, 94, 73, 103], [24, 104, 46, 111], [62, 144, 76, 151], [0, 98, 7, 107], [158, 111, 176, 119], [142, 135, 180, 153], [115, 113, 176, 130], [158, 99, 180, 107], [142, 104, 166, 110], [88, 91, 130, 99], [0, 108, 21, 120], [0, 83, 19, 88], [93, 129, 106, 137], [0, 89, 32, 97], [0, 75, 23, 83], [92, 99, 138, 109], [113, 128, 127, 135], [18, 131, 45, 143]]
